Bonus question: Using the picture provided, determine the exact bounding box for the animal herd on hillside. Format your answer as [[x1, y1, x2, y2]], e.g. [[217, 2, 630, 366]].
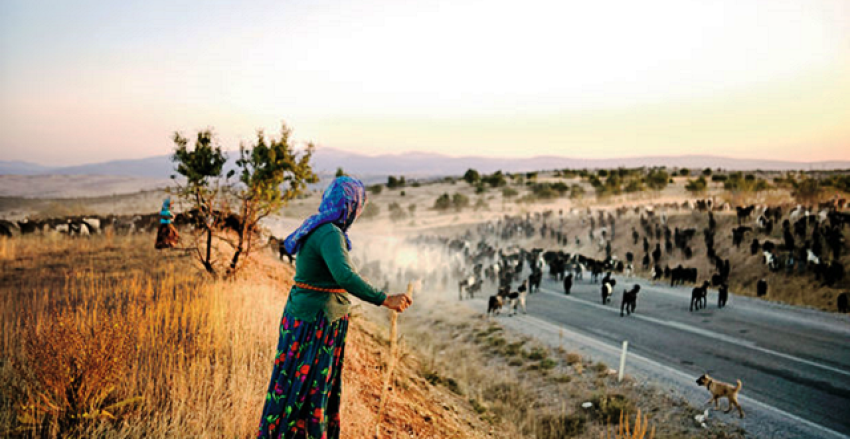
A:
[[1, 195, 848, 315], [410, 196, 849, 316]]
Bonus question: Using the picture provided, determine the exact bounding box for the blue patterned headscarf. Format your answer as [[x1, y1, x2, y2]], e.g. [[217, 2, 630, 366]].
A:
[[284, 176, 367, 255]]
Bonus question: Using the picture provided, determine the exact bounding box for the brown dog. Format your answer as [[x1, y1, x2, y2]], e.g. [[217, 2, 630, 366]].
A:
[[696, 374, 745, 418]]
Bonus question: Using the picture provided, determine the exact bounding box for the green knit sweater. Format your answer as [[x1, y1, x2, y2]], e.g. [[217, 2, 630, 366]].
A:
[[284, 223, 387, 322]]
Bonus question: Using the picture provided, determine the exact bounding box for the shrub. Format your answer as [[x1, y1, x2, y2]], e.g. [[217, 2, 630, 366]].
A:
[[463, 169, 481, 185], [388, 202, 407, 222], [9, 312, 140, 435], [434, 193, 452, 211], [586, 393, 636, 422], [361, 202, 380, 219], [502, 187, 519, 198], [685, 176, 707, 194], [536, 413, 587, 438], [367, 184, 383, 195]]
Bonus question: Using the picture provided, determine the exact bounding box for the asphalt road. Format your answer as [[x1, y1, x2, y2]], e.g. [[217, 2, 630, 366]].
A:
[[478, 274, 850, 438]]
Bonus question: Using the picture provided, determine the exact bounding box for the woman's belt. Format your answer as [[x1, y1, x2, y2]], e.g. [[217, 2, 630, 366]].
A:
[[295, 282, 346, 294]]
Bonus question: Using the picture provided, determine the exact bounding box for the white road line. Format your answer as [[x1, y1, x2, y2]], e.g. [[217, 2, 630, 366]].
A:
[[518, 314, 850, 439], [538, 287, 850, 379]]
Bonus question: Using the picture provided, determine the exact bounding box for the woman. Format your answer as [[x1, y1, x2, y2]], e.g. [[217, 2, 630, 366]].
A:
[[154, 198, 178, 249], [258, 176, 412, 439]]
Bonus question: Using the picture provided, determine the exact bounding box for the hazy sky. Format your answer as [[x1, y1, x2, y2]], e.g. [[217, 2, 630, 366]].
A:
[[1, 0, 849, 166]]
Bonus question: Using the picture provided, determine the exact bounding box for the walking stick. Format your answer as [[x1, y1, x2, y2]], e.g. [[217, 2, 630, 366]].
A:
[[374, 280, 418, 439]]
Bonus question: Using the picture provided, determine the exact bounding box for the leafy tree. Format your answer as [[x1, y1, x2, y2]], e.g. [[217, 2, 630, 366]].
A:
[[335, 167, 346, 177], [434, 193, 452, 211], [367, 184, 383, 195], [171, 130, 229, 275], [483, 171, 507, 187], [569, 184, 585, 199], [463, 168, 481, 185], [452, 192, 470, 211], [702, 168, 712, 177], [624, 179, 644, 193], [685, 176, 708, 194], [678, 168, 690, 176], [387, 175, 406, 189], [171, 124, 317, 279], [645, 169, 669, 191]]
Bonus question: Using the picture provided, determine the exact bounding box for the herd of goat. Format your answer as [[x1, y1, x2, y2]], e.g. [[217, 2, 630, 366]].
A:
[[412, 197, 849, 316], [1, 196, 848, 315]]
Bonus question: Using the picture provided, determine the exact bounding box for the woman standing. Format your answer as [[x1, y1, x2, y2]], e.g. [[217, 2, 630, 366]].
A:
[[258, 176, 412, 439], [154, 198, 178, 249]]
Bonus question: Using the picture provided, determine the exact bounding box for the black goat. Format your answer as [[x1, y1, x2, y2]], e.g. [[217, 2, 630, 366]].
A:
[[620, 285, 641, 317]]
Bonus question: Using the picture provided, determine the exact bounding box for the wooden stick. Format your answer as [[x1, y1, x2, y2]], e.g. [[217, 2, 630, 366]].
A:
[[374, 281, 416, 439]]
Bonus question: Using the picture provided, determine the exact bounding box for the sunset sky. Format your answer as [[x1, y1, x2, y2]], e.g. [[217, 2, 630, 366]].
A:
[[1, 0, 849, 166]]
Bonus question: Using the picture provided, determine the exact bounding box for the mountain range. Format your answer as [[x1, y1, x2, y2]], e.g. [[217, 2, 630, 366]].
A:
[[2, 148, 849, 180]]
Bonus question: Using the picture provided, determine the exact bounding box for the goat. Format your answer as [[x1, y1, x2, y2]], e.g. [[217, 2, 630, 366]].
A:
[[620, 285, 641, 316], [756, 279, 768, 297], [838, 292, 849, 313], [690, 281, 709, 312], [718, 284, 729, 308]]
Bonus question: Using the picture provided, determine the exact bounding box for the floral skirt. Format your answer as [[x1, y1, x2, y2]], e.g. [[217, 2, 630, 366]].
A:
[[258, 312, 349, 439]]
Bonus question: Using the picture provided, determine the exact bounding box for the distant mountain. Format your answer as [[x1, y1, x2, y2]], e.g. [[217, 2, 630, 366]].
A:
[[2, 150, 848, 180], [0, 160, 55, 175]]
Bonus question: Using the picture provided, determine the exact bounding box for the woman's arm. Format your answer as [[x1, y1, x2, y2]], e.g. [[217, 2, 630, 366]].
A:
[[319, 227, 388, 306]]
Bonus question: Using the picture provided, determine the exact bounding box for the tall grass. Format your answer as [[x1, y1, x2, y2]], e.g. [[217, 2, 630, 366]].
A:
[[0, 234, 286, 437]]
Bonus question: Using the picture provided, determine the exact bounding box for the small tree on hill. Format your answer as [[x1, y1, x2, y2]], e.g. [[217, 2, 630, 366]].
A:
[[171, 123, 317, 279], [463, 169, 481, 185], [685, 176, 708, 194]]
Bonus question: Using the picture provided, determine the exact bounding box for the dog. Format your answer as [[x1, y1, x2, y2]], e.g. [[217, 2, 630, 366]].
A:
[[696, 374, 744, 418]]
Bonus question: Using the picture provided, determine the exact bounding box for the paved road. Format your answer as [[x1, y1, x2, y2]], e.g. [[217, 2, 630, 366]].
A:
[[477, 275, 850, 438]]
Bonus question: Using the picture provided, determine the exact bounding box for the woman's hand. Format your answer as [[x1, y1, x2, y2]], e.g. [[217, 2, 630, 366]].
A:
[[382, 294, 413, 312]]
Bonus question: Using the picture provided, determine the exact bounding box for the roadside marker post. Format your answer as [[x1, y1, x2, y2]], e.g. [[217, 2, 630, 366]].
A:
[[619, 341, 628, 382]]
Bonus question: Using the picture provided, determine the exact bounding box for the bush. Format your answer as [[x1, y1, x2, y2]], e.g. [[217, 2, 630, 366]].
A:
[[536, 413, 587, 438], [452, 193, 470, 211], [434, 193, 452, 211], [387, 175, 406, 189], [502, 187, 519, 198], [367, 184, 383, 195], [569, 184, 585, 199], [10, 312, 139, 435], [463, 168, 481, 185], [685, 176, 707, 194], [388, 202, 407, 222], [585, 393, 635, 422], [645, 168, 669, 191], [361, 202, 380, 219]]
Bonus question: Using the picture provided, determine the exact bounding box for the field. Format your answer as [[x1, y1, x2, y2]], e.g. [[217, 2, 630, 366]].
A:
[[0, 170, 847, 438]]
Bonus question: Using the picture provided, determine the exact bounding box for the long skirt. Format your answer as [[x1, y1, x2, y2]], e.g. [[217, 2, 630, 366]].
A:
[[257, 312, 349, 439], [155, 223, 178, 249]]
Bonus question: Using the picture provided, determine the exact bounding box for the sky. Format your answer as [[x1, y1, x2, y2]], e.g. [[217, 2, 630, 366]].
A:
[[1, 0, 849, 166]]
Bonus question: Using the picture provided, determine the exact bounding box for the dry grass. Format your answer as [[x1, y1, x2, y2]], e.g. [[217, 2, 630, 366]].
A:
[[0, 233, 497, 438], [0, 234, 284, 437], [397, 305, 745, 439]]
